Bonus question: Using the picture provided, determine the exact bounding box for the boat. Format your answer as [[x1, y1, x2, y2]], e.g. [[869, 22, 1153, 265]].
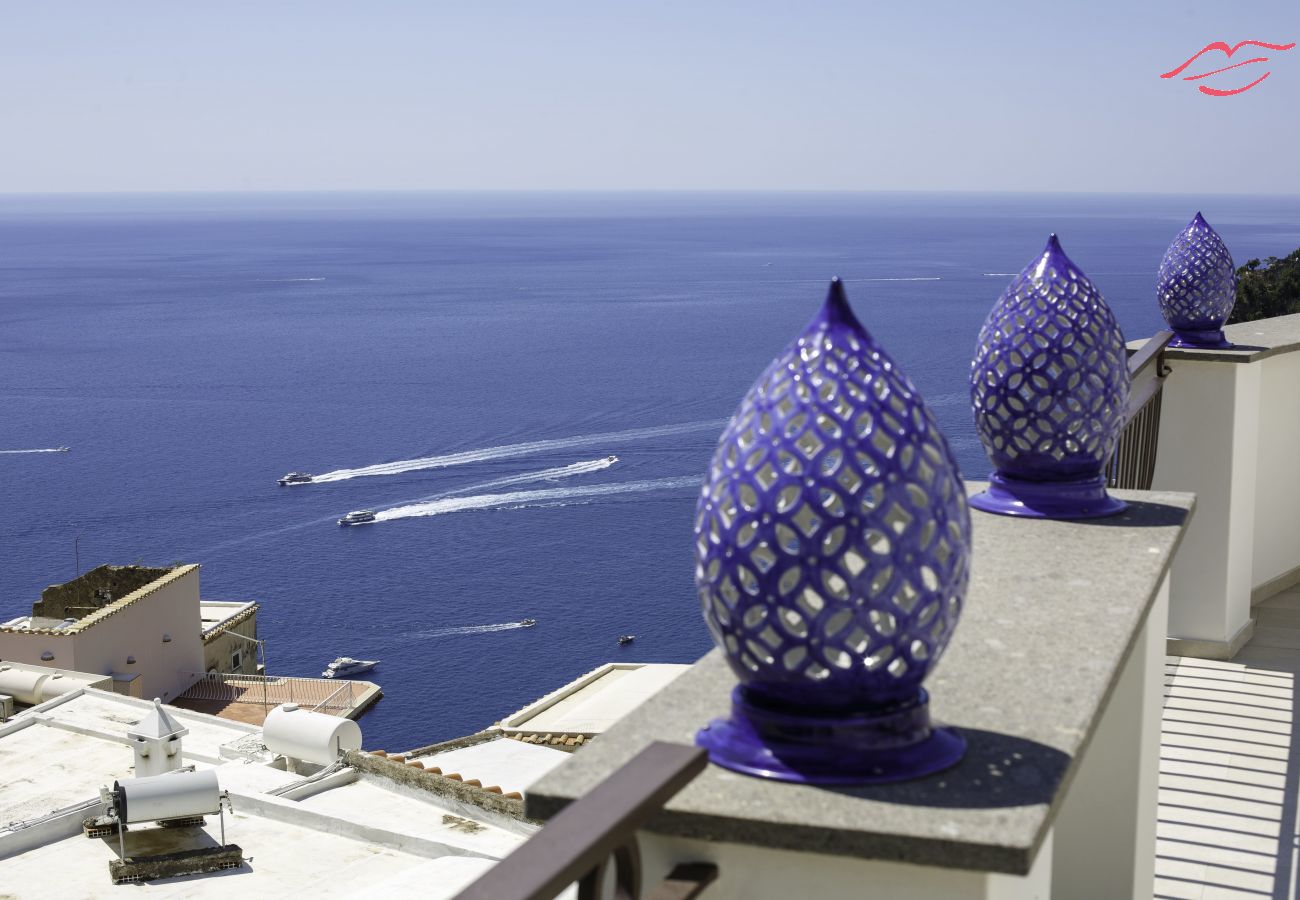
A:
[[606, 455, 618, 463], [55, 447, 70, 452], [322, 657, 379, 678], [617, 634, 635, 645], [338, 510, 377, 526], [520, 618, 537, 627], [278, 472, 313, 486]]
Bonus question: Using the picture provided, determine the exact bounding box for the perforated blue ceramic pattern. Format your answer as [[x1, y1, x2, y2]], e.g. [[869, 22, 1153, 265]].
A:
[[1157, 212, 1237, 349], [692, 280, 970, 784], [969, 236, 1130, 518]]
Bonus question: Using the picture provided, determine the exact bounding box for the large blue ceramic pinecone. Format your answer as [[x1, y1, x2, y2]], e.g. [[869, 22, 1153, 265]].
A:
[[1157, 213, 1236, 331], [971, 238, 1129, 480], [694, 284, 971, 710]]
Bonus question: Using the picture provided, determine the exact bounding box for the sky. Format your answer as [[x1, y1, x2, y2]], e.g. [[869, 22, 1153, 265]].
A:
[[1, 1, 1298, 194]]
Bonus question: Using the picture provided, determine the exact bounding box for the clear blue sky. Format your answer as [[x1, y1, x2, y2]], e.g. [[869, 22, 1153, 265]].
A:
[[2, 1, 1297, 193]]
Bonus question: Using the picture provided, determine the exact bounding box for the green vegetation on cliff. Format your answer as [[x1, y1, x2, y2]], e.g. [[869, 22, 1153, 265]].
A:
[[1230, 248, 1300, 324]]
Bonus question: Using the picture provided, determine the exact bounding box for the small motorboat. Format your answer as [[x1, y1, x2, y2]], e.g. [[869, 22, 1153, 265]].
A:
[[338, 510, 377, 526], [520, 618, 537, 627], [322, 657, 379, 678], [55, 447, 70, 452], [278, 472, 313, 486], [617, 634, 635, 645], [605, 455, 618, 463]]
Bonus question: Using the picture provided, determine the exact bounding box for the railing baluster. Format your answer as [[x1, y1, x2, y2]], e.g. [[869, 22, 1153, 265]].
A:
[[1107, 331, 1174, 491]]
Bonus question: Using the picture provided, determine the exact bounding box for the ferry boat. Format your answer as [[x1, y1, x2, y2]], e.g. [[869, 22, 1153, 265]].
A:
[[322, 657, 378, 678], [338, 510, 377, 526], [278, 472, 313, 486]]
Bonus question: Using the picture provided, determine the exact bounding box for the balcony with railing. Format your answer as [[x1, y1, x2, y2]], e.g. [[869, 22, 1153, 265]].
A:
[[448, 244, 1300, 899], [172, 671, 381, 725]]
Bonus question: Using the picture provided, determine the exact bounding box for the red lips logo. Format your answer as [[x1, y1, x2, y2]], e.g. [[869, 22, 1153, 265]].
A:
[[1161, 40, 1296, 96]]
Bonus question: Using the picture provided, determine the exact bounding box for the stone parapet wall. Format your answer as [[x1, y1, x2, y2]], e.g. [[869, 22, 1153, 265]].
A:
[[32, 565, 172, 620]]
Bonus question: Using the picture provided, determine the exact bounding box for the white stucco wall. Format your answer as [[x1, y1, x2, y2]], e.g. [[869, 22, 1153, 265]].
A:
[[1251, 350, 1300, 592], [1149, 313, 1300, 652], [0, 566, 203, 701], [1153, 360, 1259, 646]]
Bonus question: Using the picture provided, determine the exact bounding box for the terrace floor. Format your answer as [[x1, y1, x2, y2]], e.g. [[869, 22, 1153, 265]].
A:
[[1157, 584, 1300, 899], [171, 675, 382, 725]]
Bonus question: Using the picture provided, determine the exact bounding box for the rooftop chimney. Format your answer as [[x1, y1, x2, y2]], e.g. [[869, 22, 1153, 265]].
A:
[[127, 698, 189, 777]]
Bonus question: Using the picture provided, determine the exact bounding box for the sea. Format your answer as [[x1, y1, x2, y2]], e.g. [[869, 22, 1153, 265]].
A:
[[2, 191, 1298, 750]]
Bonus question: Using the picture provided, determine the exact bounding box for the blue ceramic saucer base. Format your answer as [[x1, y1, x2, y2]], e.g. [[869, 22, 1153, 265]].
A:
[[1169, 327, 1233, 350], [695, 686, 965, 785], [969, 472, 1127, 520]]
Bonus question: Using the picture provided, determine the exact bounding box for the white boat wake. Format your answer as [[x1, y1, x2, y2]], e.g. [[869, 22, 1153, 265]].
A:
[[375, 476, 700, 523], [405, 622, 534, 641], [340, 456, 620, 521], [308, 420, 723, 483], [446, 457, 618, 495], [0, 448, 68, 454]]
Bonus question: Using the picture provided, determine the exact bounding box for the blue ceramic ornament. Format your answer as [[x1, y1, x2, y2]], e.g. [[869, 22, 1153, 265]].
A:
[[970, 235, 1129, 519], [694, 279, 971, 784], [1157, 212, 1237, 349]]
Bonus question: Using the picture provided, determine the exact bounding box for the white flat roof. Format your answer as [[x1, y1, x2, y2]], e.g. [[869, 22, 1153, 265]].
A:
[[0, 687, 544, 898], [502, 663, 691, 735], [3, 809, 495, 899], [296, 774, 527, 856], [411, 738, 570, 796], [0, 690, 266, 825], [28, 689, 259, 762], [199, 600, 258, 636]]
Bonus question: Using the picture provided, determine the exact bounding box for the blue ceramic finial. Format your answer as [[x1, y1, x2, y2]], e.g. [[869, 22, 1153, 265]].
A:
[[969, 235, 1130, 518], [693, 279, 971, 784], [1157, 212, 1237, 349]]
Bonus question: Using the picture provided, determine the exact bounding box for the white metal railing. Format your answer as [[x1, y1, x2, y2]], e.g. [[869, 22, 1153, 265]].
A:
[[310, 681, 357, 713]]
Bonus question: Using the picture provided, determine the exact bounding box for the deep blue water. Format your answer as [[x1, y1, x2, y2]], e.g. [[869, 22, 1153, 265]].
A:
[[2, 191, 1297, 749]]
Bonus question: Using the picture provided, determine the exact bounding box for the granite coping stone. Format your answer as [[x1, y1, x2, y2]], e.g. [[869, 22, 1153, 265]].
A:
[[1129, 311, 1300, 364], [526, 486, 1195, 875]]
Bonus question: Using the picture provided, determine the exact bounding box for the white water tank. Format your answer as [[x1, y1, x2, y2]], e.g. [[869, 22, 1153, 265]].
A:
[[39, 672, 82, 702], [263, 703, 362, 765], [115, 769, 221, 824], [0, 666, 49, 705]]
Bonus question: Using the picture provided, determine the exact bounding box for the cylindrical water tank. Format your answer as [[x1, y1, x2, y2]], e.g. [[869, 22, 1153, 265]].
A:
[[263, 703, 363, 765], [0, 666, 50, 705], [39, 673, 82, 702], [115, 769, 221, 824]]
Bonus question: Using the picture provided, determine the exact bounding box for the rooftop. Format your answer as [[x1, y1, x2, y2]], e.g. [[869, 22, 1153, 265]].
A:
[[0, 653, 697, 897], [1, 565, 196, 636], [171, 674, 382, 726], [5, 802, 505, 899], [199, 601, 259, 641], [408, 737, 571, 798], [0, 687, 564, 898], [499, 662, 691, 745]]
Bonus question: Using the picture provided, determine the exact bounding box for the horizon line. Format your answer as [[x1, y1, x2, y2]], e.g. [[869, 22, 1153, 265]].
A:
[[2, 187, 1299, 199]]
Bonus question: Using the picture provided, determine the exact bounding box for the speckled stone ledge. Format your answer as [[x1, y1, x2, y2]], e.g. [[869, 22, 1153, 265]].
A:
[[1130, 311, 1300, 364], [527, 487, 1195, 875]]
